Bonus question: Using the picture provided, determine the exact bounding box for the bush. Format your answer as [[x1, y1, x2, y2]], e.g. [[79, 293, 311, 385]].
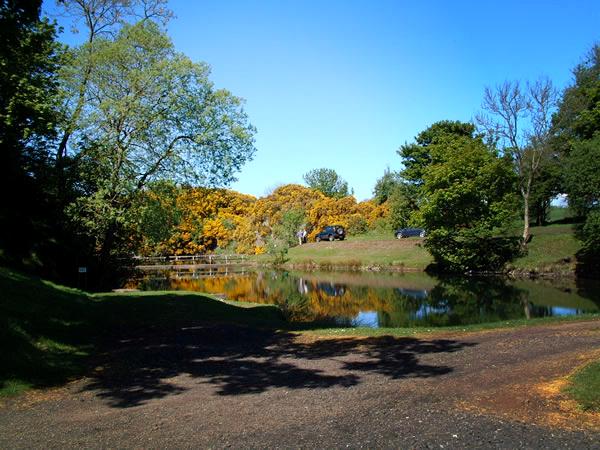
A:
[[266, 235, 289, 265], [346, 214, 369, 235], [425, 229, 521, 273], [575, 210, 600, 277]]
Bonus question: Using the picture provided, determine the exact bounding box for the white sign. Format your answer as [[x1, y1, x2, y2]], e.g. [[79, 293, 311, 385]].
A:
[[78, 267, 87, 273]]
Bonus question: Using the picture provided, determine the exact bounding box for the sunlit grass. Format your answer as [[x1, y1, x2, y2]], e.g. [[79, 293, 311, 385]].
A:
[[287, 236, 432, 270], [511, 223, 581, 272], [301, 314, 600, 337], [564, 359, 600, 412]]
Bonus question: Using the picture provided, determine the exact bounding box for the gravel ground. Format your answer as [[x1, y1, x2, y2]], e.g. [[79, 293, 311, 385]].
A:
[[1, 320, 599, 449]]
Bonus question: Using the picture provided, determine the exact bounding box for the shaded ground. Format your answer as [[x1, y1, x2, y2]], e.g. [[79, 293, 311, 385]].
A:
[[1, 320, 599, 449]]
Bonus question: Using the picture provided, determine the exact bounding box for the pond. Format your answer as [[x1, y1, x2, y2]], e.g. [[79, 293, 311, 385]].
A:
[[125, 269, 600, 328]]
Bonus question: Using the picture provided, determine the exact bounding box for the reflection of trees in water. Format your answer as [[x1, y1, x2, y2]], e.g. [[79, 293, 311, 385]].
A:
[[129, 271, 593, 327], [575, 279, 600, 308], [378, 277, 537, 327]]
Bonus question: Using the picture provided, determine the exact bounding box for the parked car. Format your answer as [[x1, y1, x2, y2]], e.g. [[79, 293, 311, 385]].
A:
[[315, 225, 345, 242], [395, 227, 426, 238]]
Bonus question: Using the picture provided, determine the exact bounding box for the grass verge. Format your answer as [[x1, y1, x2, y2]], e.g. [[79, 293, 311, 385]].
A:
[[299, 314, 600, 337], [510, 223, 581, 273], [564, 359, 600, 412]]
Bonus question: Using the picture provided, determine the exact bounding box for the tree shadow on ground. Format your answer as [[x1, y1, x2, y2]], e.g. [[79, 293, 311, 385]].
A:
[[83, 324, 475, 408]]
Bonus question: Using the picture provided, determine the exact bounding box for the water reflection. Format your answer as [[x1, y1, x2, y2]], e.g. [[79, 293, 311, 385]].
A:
[[126, 270, 600, 328]]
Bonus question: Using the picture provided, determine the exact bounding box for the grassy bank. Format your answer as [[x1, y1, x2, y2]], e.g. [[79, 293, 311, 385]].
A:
[[285, 231, 432, 270], [283, 213, 581, 275], [509, 223, 581, 274], [564, 359, 600, 412], [0, 268, 284, 397]]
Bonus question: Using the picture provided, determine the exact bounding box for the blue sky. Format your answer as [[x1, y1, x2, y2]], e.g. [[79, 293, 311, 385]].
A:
[[45, 0, 600, 200]]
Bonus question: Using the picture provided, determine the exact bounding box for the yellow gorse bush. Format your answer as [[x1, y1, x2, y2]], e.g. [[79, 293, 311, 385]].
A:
[[140, 184, 392, 255]]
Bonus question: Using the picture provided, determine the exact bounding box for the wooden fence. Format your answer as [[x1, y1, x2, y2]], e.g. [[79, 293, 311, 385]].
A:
[[131, 254, 249, 271]]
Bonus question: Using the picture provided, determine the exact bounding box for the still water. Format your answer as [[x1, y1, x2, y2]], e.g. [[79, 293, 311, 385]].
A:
[[126, 268, 600, 328]]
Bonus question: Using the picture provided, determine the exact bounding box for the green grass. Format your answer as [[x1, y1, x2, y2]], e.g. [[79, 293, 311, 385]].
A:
[[300, 314, 600, 337], [510, 223, 581, 273], [548, 206, 574, 223], [285, 223, 581, 274], [282, 216, 582, 275], [286, 234, 432, 270], [346, 229, 395, 241], [564, 359, 600, 412], [0, 267, 284, 397]]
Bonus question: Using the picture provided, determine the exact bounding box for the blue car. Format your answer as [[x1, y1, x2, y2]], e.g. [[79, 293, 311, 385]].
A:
[[395, 227, 426, 239]]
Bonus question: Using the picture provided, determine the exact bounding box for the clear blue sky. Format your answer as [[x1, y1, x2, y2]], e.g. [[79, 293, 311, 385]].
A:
[[45, 0, 600, 201]]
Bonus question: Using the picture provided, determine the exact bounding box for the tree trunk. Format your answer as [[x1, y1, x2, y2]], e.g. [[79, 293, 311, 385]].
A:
[[522, 193, 530, 245]]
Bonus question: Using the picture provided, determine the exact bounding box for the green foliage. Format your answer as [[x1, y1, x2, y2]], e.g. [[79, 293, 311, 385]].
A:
[[398, 121, 476, 185], [426, 230, 521, 273], [372, 168, 400, 205], [564, 136, 600, 216], [265, 236, 290, 265], [553, 45, 600, 275], [0, 0, 64, 268], [346, 214, 369, 235], [561, 122, 600, 274], [273, 209, 306, 247], [575, 210, 600, 277], [0, 1, 62, 148], [303, 168, 352, 199], [387, 182, 421, 230], [136, 181, 182, 247], [266, 208, 306, 264], [412, 124, 520, 272], [553, 45, 600, 151], [60, 21, 256, 283], [529, 157, 563, 226]]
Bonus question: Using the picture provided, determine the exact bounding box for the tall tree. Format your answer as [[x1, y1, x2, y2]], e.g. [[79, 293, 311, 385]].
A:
[[63, 21, 256, 284], [0, 0, 62, 266], [416, 128, 519, 272], [477, 79, 558, 244], [398, 120, 476, 185], [303, 168, 352, 199], [552, 45, 600, 153], [53, 0, 172, 187], [553, 45, 600, 272], [392, 121, 478, 229], [372, 167, 400, 205]]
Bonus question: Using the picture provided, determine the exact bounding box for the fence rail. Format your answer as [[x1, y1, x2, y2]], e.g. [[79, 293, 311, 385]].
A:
[[131, 254, 249, 270]]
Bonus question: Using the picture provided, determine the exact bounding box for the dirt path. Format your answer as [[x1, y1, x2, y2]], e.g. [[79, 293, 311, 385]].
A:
[[1, 320, 599, 449]]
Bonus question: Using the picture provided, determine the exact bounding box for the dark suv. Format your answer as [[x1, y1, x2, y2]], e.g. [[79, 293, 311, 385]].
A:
[[315, 225, 345, 242], [395, 227, 426, 238]]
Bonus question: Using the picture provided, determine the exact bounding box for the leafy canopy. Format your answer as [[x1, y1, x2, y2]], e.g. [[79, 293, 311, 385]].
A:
[[303, 168, 352, 199], [405, 122, 519, 272]]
